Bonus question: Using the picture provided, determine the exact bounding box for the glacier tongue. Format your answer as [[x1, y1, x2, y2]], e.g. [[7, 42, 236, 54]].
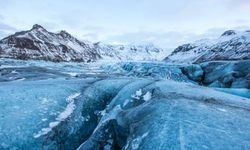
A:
[[0, 59, 250, 150]]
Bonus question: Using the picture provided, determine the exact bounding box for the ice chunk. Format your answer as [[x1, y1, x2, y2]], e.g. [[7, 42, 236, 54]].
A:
[[136, 89, 142, 96], [143, 92, 152, 101]]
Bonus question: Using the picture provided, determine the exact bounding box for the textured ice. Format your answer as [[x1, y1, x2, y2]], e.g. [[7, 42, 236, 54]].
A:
[[79, 79, 250, 150], [181, 60, 250, 89], [33, 92, 81, 138], [215, 88, 250, 99], [100, 61, 191, 82], [1, 58, 250, 149], [0, 78, 95, 149]]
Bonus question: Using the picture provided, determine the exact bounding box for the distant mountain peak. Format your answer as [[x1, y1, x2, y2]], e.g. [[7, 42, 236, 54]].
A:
[[32, 24, 45, 30], [59, 30, 73, 38], [221, 30, 236, 37]]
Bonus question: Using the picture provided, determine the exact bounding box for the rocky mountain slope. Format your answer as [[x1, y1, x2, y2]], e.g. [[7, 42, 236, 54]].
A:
[[164, 30, 250, 63], [0, 24, 165, 62]]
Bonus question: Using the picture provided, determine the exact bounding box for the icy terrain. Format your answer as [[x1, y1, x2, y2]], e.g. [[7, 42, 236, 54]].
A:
[[0, 58, 250, 150]]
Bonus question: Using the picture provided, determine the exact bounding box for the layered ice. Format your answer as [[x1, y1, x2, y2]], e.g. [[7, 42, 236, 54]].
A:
[[0, 58, 250, 150], [0, 78, 95, 149], [78, 79, 250, 150]]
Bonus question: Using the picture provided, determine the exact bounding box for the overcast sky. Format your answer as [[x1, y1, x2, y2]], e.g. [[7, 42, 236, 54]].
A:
[[0, 0, 250, 48]]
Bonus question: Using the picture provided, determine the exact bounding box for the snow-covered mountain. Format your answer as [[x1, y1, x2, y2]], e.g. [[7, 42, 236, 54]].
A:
[[0, 24, 165, 62], [164, 30, 250, 63], [0, 24, 101, 62], [94, 42, 165, 61]]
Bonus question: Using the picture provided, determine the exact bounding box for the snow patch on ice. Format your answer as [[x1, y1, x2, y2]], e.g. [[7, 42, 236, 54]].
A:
[[93, 105, 122, 133], [41, 118, 47, 122], [217, 108, 227, 112], [143, 92, 152, 101], [131, 132, 149, 150], [123, 99, 130, 107], [57, 92, 80, 121], [33, 92, 81, 138], [131, 89, 143, 100], [85, 115, 91, 122], [136, 89, 142, 97], [65, 72, 78, 77], [131, 89, 152, 102]]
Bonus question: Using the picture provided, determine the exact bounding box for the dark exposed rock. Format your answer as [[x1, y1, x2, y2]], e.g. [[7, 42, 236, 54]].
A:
[[171, 44, 196, 54], [0, 46, 3, 55], [11, 37, 40, 50], [32, 24, 45, 30], [221, 30, 236, 37]]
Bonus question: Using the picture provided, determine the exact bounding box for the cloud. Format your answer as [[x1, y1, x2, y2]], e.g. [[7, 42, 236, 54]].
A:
[[0, 22, 16, 31], [0, 0, 249, 50], [0, 0, 10, 9], [225, 0, 250, 11], [94, 29, 221, 49], [229, 0, 250, 6], [0, 21, 17, 39]]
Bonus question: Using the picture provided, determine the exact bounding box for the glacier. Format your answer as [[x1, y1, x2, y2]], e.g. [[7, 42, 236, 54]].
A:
[[0, 58, 250, 150]]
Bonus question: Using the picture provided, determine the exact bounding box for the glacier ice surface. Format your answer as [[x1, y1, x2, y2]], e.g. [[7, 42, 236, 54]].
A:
[[0, 58, 250, 150]]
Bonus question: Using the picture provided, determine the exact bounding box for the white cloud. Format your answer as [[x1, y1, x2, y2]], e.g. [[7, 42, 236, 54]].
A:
[[0, 21, 17, 39]]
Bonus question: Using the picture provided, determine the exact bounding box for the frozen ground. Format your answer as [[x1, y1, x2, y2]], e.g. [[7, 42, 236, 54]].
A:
[[0, 58, 250, 149]]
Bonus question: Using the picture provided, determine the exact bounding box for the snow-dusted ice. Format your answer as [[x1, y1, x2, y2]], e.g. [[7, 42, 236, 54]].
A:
[[0, 77, 98, 149], [0, 58, 250, 150]]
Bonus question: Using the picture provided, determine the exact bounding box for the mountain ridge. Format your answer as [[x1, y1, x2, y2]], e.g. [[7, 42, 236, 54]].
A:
[[164, 30, 250, 63], [0, 24, 165, 62]]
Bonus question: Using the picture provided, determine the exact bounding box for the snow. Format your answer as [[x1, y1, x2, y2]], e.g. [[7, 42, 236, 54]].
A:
[[136, 89, 142, 97], [123, 99, 130, 107], [143, 91, 152, 101], [166, 30, 250, 63], [67, 41, 84, 53], [95, 42, 168, 61], [33, 92, 80, 138], [217, 108, 227, 112], [130, 132, 149, 150], [64, 72, 79, 77], [131, 89, 142, 100], [57, 93, 80, 120]]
